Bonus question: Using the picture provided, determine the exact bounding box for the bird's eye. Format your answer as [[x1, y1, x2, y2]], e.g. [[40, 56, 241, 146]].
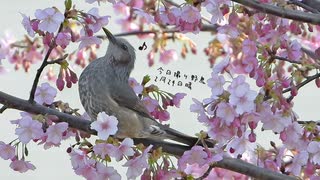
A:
[[121, 44, 128, 51]]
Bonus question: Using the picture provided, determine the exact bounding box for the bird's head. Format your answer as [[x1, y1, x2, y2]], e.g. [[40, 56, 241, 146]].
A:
[[103, 28, 136, 73]]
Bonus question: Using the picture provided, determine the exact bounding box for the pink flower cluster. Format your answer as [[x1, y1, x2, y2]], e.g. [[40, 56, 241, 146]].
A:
[[70, 142, 152, 179], [70, 148, 121, 179], [156, 5, 201, 34], [2, 110, 77, 173], [129, 77, 186, 122], [146, 92, 186, 122], [56, 66, 78, 91], [16, 5, 112, 90]]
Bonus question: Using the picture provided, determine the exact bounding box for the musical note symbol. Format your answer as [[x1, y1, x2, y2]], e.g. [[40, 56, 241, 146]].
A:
[[138, 42, 147, 50]]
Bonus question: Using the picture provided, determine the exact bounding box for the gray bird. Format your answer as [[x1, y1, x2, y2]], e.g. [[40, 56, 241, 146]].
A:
[[78, 28, 199, 146]]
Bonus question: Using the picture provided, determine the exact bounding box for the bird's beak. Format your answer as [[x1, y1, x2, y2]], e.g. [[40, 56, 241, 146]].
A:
[[102, 27, 116, 44]]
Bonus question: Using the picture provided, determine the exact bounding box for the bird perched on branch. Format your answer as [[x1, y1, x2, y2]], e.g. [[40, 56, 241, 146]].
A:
[[78, 28, 200, 146]]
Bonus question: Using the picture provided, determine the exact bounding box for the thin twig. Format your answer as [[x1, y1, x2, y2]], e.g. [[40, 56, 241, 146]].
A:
[[47, 54, 69, 65], [97, 24, 218, 39], [288, 0, 320, 13], [282, 73, 320, 93], [231, 0, 320, 25], [273, 56, 302, 65], [28, 24, 64, 103], [297, 120, 320, 126]]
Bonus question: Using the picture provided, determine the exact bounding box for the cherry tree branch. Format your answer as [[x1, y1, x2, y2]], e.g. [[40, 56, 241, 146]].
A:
[[212, 157, 296, 180], [231, 0, 320, 25], [28, 24, 64, 103], [0, 90, 297, 179]]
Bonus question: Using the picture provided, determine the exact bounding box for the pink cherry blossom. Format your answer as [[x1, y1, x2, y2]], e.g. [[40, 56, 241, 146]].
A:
[[213, 55, 230, 74], [190, 98, 204, 114], [208, 119, 235, 143], [280, 122, 304, 149], [156, 7, 179, 25], [96, 162, 121, 180], [159, 49, 178, 64], [74, 159, 98, 179], [178, 146, 208, 170], [116, 19, 139, 32], [35, 7, 64, 33], [0, 141, 15, 160], [133, 8, 155, 24], [286, 151, 308, 176], [178, 5, 201, 33], [56, 32, 71, 49], [226, 131, 256, 157], [45, 122, 68, 144], [142, 96, 158, 113], [260, 110, 292, 133], [172, 93, 186, 108], [110, 138, 135, 161], [34, 82, 57, 105], [75, 50, 88, 68], [204, 0, 223, 24], [242, 39, 258, 57], [307, 141, 320, 165], [78, 36, 102, 50], [11, 112, 32, 125], [216, 102, 236, 126], [69, 149, 87, 170], [128, 77, 143, 94], [113, 2, 130, 17], [15, 116, 44, 144], [228, 75, 249, 97], [180, 5, 200, 23], [0, 33, 15, 60], [10, 159, 36, 173], [229, 89, 257, 114], [123, 145, 152, 179], [207, 73, 225, 96], [217, 25, 239, 38], [280, 40, 302, 61], [242, 56, 258, 74], [87, 8, 111, 33], [25, 46, 43, 65], [151, 109, 170, 122], [184, 163, 209, 178], [209, 144, 224, 163], [90, 112, 118, 140], [93, 143, 115, 159], [20, 13, 35, 37]]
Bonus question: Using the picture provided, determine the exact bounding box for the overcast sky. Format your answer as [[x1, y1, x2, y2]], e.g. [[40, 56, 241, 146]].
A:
[[0, 1, 319, 179]]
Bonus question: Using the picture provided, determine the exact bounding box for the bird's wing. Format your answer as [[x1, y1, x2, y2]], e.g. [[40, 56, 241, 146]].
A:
[[110, 83, 154, 120]]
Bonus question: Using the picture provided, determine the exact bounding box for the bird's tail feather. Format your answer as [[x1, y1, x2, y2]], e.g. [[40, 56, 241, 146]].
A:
[[164, 127, 199, 146]]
